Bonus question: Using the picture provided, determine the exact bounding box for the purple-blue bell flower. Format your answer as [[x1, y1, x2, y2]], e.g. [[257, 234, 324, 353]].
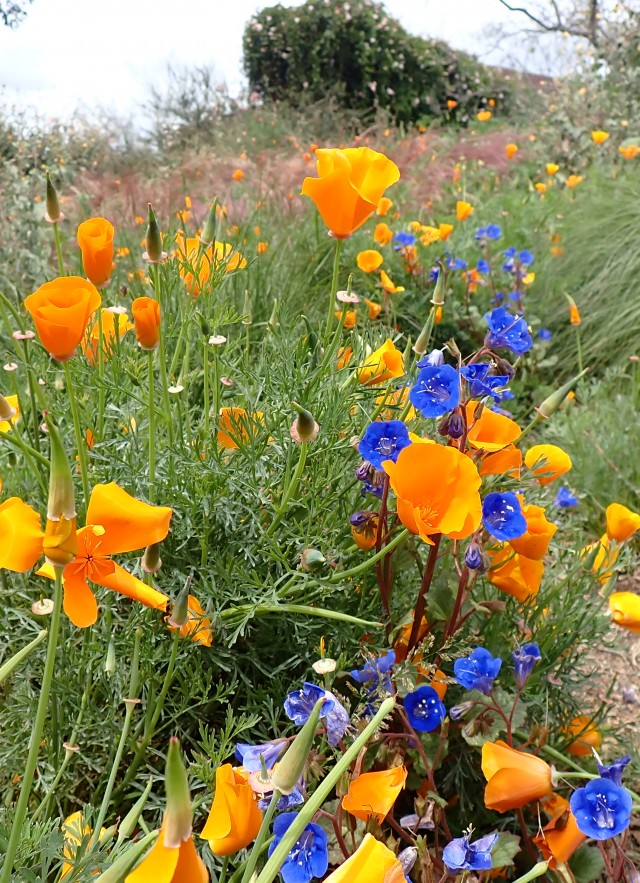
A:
[[597, 757, 632, 787], [554, 487, 578, 508], [538, 328, 552, 341], [513, 643, 541, 689], [460, 364, 510, 402], [443, 832, 499, 872], [448, 257, 467, 271], [486, 224, 502, 240], [404, 686, 446, 732], [465, 540, 485, 571], [476, 259, 490, 274], [351, 650, 395, 694], [519, 249, 534, 265], [410, 364, 460, 418], [394, 231, 416, 247], [454, 648, 502, 695], [358, 421, 411, 471], [484, 307, 533, 355], [355, 461, 385, 499], [570, 778, 632, 840], [258, 783, 305, 811], [235, 739, 287, 772], [417, 348, 445, 368], [475, 227, 487, 240], [428, 265, 440, 283], [493, 291, 505, 304], [268, 812, 329, 883], [284, 682, 350, 747], [503, 246, 517, 258], [482, 492, 527, 541]]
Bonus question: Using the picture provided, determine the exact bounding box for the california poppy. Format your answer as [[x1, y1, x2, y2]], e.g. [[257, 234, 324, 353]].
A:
[[524, 444, 572, 485], [301, 147, 400, 238], [377, 196, 393, 216], [546, 163, 559, 175], [25, 276, 101, 362], [83, 308, 134, 365], [357, 250, 384, 273], [374, 223, 394, 246], [605, 503, 640, 542], [505, 143, 518, 159], [324, 833, 404, 882], [217, 407, 265, 450], [509, 502, 557, 560], [357, 339, 404, 386], [486, 545, 544, 602], [77, 217, 115, 287], [564, 716, 602, 757], [0, 497, 45, 572], [466, 403, 521, 453], [342, 766, 407, 823], [610, 591, 640, 632], [383, 442, 482, 544], [380, 270, 405, 294], [482, 740, 553, 812], [201, 764, 262, 855], [61, 812, 107, 877], [591, 130, 609, 145], [456, 201, 474, 221], [534, 796, 586, 867], [169, 594, 214, 647], [175, 238, 246, 296], [132, 296, 161, 351]]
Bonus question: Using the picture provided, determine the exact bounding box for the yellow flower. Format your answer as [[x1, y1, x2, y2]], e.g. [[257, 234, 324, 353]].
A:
[[610, 591, 640, 632], [591, 130, 609, 145], [0, 394, 20, 432], [217, 408, 265, 449], [356, 339, 404, 386], [565, 175, 583, 189], [456, 200, 474, 221], [377, 196, 393, 216], [619, 144, 640, 159], [524, 444, 572, 486], [535, 183, 547, 194], [379, 270, 404, 294], [545, 163, 559, 175], [357, 250, 384, 273], [168, 594, 214, 647], [324, 834, 405, 883], [605, 502, 640, 542], [505, 143, 518, 159], [61, 811, 107, 877], [438, 222, 454, 240], [419, 225, 441, 245], [477, 110, 492, 122]]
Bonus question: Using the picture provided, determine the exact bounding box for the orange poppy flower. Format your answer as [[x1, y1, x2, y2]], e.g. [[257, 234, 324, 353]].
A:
[[482, 740, 553, 812], [447, 99, 458, 110], [456, 201, 474, 221], [565, 175, 583, 189], [169, 594, 214, 647], [83, 308, 134, 365], [383, 443, 482, 544], [610, 591, 640, 632], [534, 796, 586, 867], [486, 545, 544, 602], [393, 616, 429, 662], [477, 111, 492, 122], [0, 393, 20, 433], [564, 716, 602, 757], [545, 163, 559, 175], [535, 183, 547, 194], [364, 298, 382, 320], [509, 502, 557, 560], [175, 238, 246, 296], [374, 222, 394, 246], [336, 309, 357, 328], [25, 276, 102, 362], [231, 169, 244, 181], [605, 502, 640, 542], [301, 147, 400, 238], [342, 766, 407, 822], [583, 533, 619, 583], [77, 217, 115, 287], [357, 250, 384, 273], [217, 407, 265, 449], [61, 811, 107, 877], [591, 130, 609, 145], [324, 833, 405, 882], [524, 444, 572, 486], [377, 196, 393, 216], [201, 764, 262, 855], [465, 403, 521, 453], [619, 144, 640, 159], [132, 296, 161, 351], [357, 339, 404, 386], [374, 385, 415, 421], [379, 270, 405, 294], [479, 445, 522, 478], [438, 223, 454, 240], [505, 143, 518, 159], [0, 497, 44, 572], [38, 482, 171, 627]]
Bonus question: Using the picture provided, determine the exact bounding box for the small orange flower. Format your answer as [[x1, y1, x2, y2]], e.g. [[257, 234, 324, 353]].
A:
[[565, 175, 583, 189], [377, 196, 393, 216], [610, 591, 640, 632], [438, 222, 454, 240], [201, 765, 262, 855], [477, 110, 492, 122], [510, 502, 557, 560], [77, 217, 115, 287], [342, 766, 407, 822], [456, 200, 474, 221], [301, 147, 400, 238], [545, 163, 560, 175], [231, 169, 245, 181], [447, 99, 458, 110], [379, 270, 404, 294], [324, 833, 405, 883], [356, 339, 404, 386], [357, 250, 384, 273], [591, 130, 609, 145], [175, 238, 246, 296], [605, 502, 640, 542], [619, 144, 640, 159], [364, 298, 382, 320], [524, 444, 572, 485], [505, 143, 518, 159], [217, 407, 264, 450], [482, 740, 553, 812], [83, 308, 134, 365], [486, 545, 544, 602], [564, 716, 602, 757], [25, 276, 101, 362], [383, 443, 482, 544], [257, 241, 268, 254], [374, 385, 415, 421], [337, 309, 357, 328], [535, 183, 547, 194], [374, 222, 394, 246], [132, 296, 161, 351], [534, 796, 586, 867]]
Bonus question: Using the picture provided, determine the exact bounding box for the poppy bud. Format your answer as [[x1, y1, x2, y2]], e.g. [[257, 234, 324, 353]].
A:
[[197, 311, 210, 338], [272, 697, 324, 795], [168, 580, 190, 629], [118, 777, 154, 843], [300, 549, 326, 572], [141, 541, 162, 574], [131, 297, 161, 351], [200, 201, 218, 246], [45, 172, 63, 223], [143, 203, 166, 263], [268, 298, 280, 330], [0, 394, 17, 422], [290, 401, 319, 443], [536, 368, 588, 419], [163, 737, 193, 848], [43, 415, 77, 569], [413, 316, 434, 356], [105, 636, 116, 676], [445, 337, 461, 359], [242, 290, 252, 325], [430, 264, 445, 306]]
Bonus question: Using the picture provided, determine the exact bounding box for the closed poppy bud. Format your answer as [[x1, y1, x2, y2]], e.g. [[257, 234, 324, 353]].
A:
[[300, 549, 326, 571], [482, 740, 553, 812], [168, 580, 190, 629], [77, 217, 115, 287], [536, 368, 587, 419], [25, 277, 101, 362], [105, 636, 116, 676], [132, 296, 161, 351], [342, 766, 407, 822], [290, 401, 319, 443], [323, 833, 405, 883], [45, 171, 62, 223], [141, 541, 162, 574], [268, 298, 280, 330], [272, 697, 324, 794], [143, 203, 166, 263], [43, 415, 77, 569], [200, 201, 218, 246], [201, 764, 262, 855], [565, 716, 602, 757]]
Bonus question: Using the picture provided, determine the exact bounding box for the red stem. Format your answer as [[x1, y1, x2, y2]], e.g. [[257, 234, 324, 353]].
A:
[[407, 534, 442, 653]]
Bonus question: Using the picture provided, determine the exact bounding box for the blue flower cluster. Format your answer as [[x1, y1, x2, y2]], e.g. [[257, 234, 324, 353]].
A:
[[351, 650, 395, 695], [475, 224, 502, 241], [394, 231, 416, 248], [484, 307, 533, 355], [460, 364, 511, 402]]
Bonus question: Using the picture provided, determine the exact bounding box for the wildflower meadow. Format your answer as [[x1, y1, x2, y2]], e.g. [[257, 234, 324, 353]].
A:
[[2, 3, 640, 882]]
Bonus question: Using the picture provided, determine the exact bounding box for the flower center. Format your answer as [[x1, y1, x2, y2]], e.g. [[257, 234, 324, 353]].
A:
[[377, 436, 396, 456], [595, 794, 616, 830]]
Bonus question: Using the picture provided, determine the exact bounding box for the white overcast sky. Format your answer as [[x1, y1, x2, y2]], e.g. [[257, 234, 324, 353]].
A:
[[0, 0, 569, 121]]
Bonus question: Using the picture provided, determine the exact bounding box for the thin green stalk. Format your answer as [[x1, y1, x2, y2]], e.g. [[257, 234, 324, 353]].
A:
[[91, 702, 136, 845], [169, 298, 194, 380], [0, 570, 64, 883], [203, 340, 210, 437], [158, 329, 174, 446], [63, 361, 90, 510], [0, 428, 48, 494], [148, 350, 156, 503], [0, 630, 47, 685], [241, 790, 281, 883], [324, 238, 343, 341], [219, 603, 382, 630], [97, 309, 106, 440], [255, 698, 395, 883], [53, 222, 65, 275], [219, 856, 230, 883], [329, 528, 410, 581], [266, 443, 308, 537], [575, 325, 584, 375]]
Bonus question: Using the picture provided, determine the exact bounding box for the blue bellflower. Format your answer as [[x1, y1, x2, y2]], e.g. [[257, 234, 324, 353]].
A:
[[482, 492, 527, 541], [355, 461, 385, 499], [476, 259, 490, 274], [484, 307, 533, 355], [486, 224, 502, 240], [538, 328, 552, 341], [259, 783, 305, 811], [512, 643, 541, 689], [268, 813, 329, 883], [235, 739, 287, 772], [460, 364, 510, 402], [417, 348, 445, 368], [284, 682, 350, 747], [351, 650, 396, 694], [519, 249, 534, 266], [410, 364, 460, 418], [358, 421, 412, 471], [394, 231, 416, 247], [465, 540, 485, 571], [404, 685, 446, 732], [443, 832, 499, 872], [454, 648, 502, 695], [554, 487, 578, 508], [570, 778, 632, 840], [597, 756, 632, 787], [448, 257, 467, 271]]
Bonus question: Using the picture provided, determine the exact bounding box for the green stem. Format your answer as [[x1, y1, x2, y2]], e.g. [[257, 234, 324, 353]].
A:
[[63, 361, 90, 510], [266, 443, 308, 537], [575, 325, 584, 375], [220, 603, 382, 629], [0, 570, 64, 883], [241, 790, 281, 883], [53, 222, 65, 276], [91, 701, 136, 845], [324, 238, 343, 341], [255, 698, 395, 883], [219, 855, 230, 883], [97, 309, 106, 440], [0, 428, 48, 494], [203, 340, 210, 437], [329, 529, 410, 581], [158, 329, 174, 446], [148, 350, 156, 503], [0, 630, 47, 685]]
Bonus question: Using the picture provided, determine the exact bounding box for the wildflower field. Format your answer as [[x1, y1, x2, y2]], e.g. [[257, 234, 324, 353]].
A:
[[2, 44, 640, 883]]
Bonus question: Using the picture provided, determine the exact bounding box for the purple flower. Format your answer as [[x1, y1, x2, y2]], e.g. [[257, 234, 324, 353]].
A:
[[351, 650, 395, 694], [482, 492, 527, 541], [460, 364, 510, 402], [554, 487, 578, 508], [394, 231, 416, 247], [484, 307, 533, 355], [410, 364, 460, 418], [268, 813, 329, 883], [284, 682, 350, 746], [476, 259, 490, 274], [258, 783, 305, 811], [512, 643, 541, 689], [355, 461, 385, 498], [570, 778, 632, 840], [464, 540, 485, 571], [235, 739, 287, 772], [538, 328, 552, 341], [443, 832, 498, 872], [597, 757, 632, 787], [454, 648, 502, 695], [404, 686, 446, 732], [416, 349, 444, 368], [358, 421, 411, 471]]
